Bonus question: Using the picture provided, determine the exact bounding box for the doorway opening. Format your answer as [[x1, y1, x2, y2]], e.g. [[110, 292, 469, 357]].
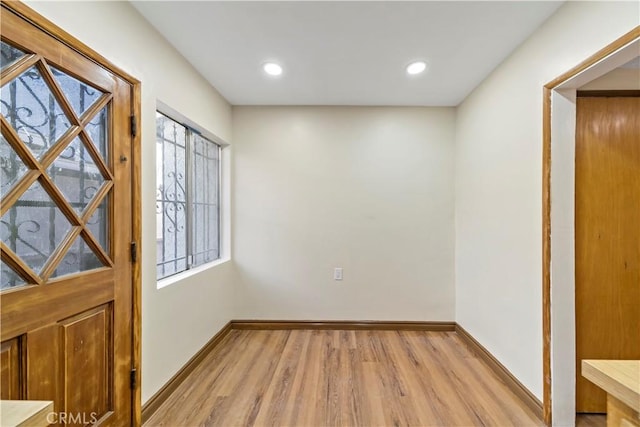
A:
[[542, 28, 639, 426]]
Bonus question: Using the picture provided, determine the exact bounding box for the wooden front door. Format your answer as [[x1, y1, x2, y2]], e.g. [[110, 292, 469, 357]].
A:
[[0, 6, 135, 426], [575, 95, 640, 413]]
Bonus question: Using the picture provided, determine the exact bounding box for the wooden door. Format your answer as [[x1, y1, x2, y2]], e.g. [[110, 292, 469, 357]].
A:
[[0, 6, 135, 426], [575, 95, 640, 413]]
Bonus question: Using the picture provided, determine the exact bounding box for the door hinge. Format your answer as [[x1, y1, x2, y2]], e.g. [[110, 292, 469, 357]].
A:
[[130, 368, 137, 390], [130, 241, 137, 263], [130, 115, 137, 138]]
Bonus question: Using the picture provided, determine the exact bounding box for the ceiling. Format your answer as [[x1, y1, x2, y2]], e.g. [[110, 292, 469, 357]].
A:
[[131, 1, 564, 106]]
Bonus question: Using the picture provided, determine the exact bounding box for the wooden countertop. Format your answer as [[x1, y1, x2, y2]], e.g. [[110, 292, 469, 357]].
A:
[[582, 360, 640, 412], [0, 400, 53, 427]]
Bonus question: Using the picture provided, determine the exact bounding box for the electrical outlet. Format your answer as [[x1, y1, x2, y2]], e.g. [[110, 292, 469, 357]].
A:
[[334, 267, 343, 281]]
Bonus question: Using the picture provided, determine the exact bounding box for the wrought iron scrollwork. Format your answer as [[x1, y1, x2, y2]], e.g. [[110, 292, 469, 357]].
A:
[[1, 42, 25, 69], [0, 67, 70, 157]]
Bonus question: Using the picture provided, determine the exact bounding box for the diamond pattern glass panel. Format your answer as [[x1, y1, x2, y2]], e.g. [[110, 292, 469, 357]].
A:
[[48, 136, 105, 214], [0, 66, 72, 159], [50, 234, 103, 278], [1, 259, 26, 290], [0, 41, 26, 71], [51, 66, 103, 118], [0, 180, 74, 274], [85, 106, 108, 165], [87, 196, 109, 254], [0, 135, 29, 198]]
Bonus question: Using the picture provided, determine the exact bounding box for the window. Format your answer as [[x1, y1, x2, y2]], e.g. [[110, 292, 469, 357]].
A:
[[156, 112, 220, 279]]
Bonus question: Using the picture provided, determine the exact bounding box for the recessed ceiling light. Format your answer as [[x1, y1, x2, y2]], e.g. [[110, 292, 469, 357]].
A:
[[406, 61, 427, 75], [263, 62, 283, 76]]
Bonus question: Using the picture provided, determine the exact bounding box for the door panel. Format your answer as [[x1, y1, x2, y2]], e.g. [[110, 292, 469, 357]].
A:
[[575, 96, 640, 413], [1, 5, 133, 426], [26, 325, 60, 408], [62, 305, 111, 424], [0, 338, 22, 399]]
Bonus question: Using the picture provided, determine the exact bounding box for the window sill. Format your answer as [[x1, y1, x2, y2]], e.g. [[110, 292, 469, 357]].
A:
[[157, 257, 231, 290]]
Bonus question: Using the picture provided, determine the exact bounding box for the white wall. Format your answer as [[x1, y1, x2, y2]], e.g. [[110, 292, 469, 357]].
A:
[[232, 107, 455, 321], [24, 1, 236, 403], [455, 0, 639, 405]]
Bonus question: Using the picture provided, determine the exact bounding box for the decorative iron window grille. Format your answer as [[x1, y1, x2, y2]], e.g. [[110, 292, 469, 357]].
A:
[[156, 111, 220, 280]]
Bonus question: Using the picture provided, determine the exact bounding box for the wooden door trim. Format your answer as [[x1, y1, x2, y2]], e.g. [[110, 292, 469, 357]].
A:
[[1, 1, 139, 85], [131, 75, 142, 427], [541, 25, 640, 425], [0, 2, 143, 425]]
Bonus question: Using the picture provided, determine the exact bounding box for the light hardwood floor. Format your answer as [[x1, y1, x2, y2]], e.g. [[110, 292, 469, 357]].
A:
[[145, 330, 544, 426]]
